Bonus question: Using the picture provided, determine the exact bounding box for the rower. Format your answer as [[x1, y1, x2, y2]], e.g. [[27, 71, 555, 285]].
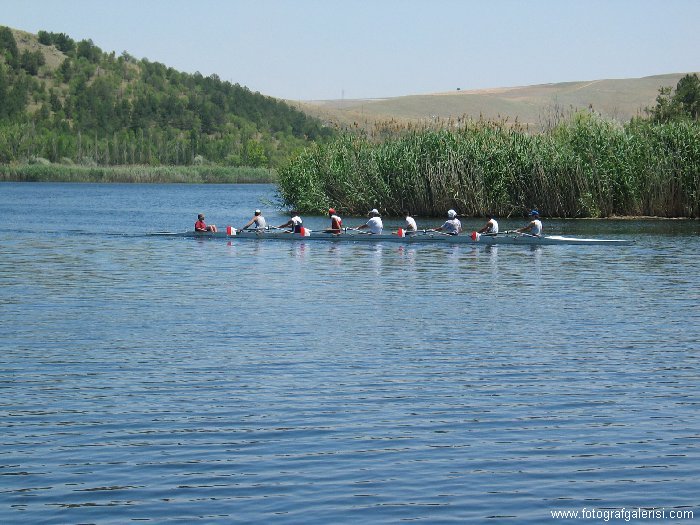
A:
[[277, 211, 303, 233], [195, 213, 217, 232], [477, 213, 499, 234], [240, 209, 267, 231], [516, 210, 543, 236], [324, 208, 343, 234], [404, 211, 418, 234], [433, 209, 462, 235], [356, 208, 383, 234]]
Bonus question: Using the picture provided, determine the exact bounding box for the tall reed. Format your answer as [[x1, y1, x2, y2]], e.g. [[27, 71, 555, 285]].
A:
[[278, 114, 699, 218]]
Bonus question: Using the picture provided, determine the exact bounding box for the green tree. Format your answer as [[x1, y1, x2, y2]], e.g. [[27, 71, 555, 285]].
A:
[[648, 74, 700, 122], [674, 73, 700, 119], [57, 58, 73, 82], [0, 26, 19, 70], [37, 31, 52, 46], [51, 32, 75, 53], [244, 139, 268, 167], [20, 49, 45, 75], [0, 63, 8, 118], [76, 39, 102, 63]]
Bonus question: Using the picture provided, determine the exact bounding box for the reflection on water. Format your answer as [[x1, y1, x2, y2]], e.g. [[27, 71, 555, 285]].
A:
[[1, 184, 699, 524]]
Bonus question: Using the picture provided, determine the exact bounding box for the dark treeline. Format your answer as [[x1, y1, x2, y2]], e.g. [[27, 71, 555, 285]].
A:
[[0, 27, 334, 168], [279, 75, 700, 218]]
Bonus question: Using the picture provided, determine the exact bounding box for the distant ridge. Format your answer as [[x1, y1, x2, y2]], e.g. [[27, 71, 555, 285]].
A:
[[292, 73, 698, 130]]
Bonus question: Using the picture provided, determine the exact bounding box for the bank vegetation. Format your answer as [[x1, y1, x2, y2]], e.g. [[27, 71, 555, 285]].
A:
[[279, 76, 700, 218], [0, 163, 275, 183]]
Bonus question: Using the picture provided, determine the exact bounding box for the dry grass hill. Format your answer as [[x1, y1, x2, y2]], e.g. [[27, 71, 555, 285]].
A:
[[8, 25, 694, 134], [291, 73, 696, 131]]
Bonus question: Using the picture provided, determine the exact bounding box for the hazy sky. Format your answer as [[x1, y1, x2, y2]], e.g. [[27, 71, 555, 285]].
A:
[[2, 0, 698, 100]]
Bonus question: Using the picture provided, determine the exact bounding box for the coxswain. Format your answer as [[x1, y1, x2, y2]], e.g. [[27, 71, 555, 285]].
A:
[[195, 213, 217, 232], [516, 210, 543, 236]]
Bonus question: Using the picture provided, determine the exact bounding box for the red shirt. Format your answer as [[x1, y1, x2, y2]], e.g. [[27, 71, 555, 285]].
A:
[[331, 215, 342, 231], [195, 220, 208, 231]]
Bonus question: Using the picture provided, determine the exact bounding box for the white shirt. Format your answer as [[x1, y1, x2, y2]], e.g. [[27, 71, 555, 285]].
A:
[[486, 218, 498, 234], [531, 219, 542, 236], [405, 216, 417, 231], [366, 216, 383, 234], [254, 216, 266, 229], [442, 218, 461, 234], [291, 216, 302, 226]]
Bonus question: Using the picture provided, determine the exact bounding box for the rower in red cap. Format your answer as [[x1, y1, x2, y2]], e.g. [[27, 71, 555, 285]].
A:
[[324, 208, 343, 234]]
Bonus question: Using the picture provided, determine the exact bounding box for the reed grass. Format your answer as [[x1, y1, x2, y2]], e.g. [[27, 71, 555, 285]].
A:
[[0, 164, 277, 184], [278, 114, 700, 218]]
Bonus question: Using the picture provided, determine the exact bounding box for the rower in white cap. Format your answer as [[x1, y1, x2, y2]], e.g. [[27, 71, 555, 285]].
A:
[[356, 208, 383, 234], [433, 209, 462, 235], [240, 209, 267, 230]]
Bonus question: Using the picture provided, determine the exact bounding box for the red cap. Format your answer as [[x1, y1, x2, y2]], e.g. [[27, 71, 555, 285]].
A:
[[328, 208, 336, 215]]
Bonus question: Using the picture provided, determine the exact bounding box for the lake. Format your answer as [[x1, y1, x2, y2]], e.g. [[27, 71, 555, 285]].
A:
[[1, 183, 698, 524]]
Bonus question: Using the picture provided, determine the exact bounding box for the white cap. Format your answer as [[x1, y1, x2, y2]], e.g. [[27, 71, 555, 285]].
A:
[[254, 209, 261, 214], [369, 208, 379, 216], [447, 209, 457, 218]]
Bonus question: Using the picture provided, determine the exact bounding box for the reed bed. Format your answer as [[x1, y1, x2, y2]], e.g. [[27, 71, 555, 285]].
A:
[[0, 164, 277, 184], [278, 114, 700, 218]]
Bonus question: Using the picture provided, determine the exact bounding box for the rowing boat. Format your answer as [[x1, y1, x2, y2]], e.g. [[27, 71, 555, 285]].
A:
[[157, 228, 631, 246]]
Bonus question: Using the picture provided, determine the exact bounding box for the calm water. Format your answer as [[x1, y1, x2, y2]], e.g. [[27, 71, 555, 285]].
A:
[[1, 183, 699, 524]]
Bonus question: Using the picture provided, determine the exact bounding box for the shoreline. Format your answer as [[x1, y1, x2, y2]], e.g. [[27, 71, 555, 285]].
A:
[[2, 166, 697, 220], [0, 164, 277, 184]]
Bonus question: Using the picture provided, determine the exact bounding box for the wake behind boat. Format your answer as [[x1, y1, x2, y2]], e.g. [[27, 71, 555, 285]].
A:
[[155, 227, 632, 246]]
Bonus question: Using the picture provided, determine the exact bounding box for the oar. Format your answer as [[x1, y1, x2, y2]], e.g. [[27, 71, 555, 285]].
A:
[[481, 230, 519, 235], [268, 224, 296, 233], [233, 224, 272, 235], [470, 229, 522, 240], [422, 228, 457, 237], [343, 227, 372, 235], [498, 229, 540, 238]]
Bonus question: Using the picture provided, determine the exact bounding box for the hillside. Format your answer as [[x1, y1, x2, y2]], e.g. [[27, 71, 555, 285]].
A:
[[292, 73, 697, 131], [2, 25, 695, 172], [0, 27, 333, 168]]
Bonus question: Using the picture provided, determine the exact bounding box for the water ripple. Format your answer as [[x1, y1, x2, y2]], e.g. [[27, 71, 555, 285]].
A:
[[1, 184, 699, 523]]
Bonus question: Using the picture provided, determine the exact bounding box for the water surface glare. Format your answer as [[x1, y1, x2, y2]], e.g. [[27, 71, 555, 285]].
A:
[[1, 183, 699, 523]]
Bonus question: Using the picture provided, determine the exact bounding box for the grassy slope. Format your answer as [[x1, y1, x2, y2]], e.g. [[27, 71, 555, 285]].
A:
[[291, 73, 698, 130], [11, 28, 66, 70]]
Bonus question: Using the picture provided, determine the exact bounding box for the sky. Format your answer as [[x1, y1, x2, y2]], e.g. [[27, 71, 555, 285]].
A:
[[2, 0, 699, 101]]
